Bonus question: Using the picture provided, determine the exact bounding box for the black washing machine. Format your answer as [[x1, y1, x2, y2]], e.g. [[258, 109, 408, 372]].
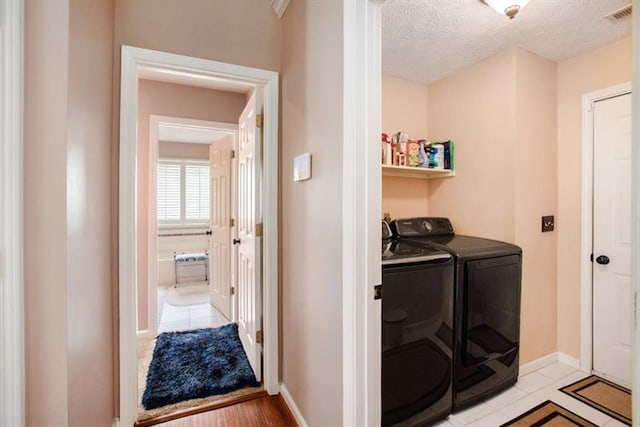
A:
[[381, 221, 454, 426], [390, 218, 522, 411]]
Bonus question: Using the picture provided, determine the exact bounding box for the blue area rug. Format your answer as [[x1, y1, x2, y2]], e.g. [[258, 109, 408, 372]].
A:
[[142, 323, 259, 409]]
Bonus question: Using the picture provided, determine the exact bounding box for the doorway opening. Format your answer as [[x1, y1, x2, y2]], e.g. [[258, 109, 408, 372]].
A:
[[119, 46, 279, 427], [143, 115, 238, 341], [136, 113, 252, 423]]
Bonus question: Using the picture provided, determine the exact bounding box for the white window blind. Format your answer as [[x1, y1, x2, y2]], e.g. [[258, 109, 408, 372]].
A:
[[157, 162, 181, 222], [157, 160, 209, 224], [185, 164, 210, 221]]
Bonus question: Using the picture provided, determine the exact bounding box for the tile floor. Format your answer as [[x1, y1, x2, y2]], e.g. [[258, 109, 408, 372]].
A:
[[157, 301, 231, 333], [434, 362, 627, 426]]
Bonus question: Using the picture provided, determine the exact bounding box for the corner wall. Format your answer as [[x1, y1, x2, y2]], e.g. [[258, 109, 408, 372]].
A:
[[556, 36, 632, 358], [514, 49, 558, 363], [427, 49, 518, 242], [381, 75, 430, 219], [24, 0, 116, 425], [281, 0, 344, 424], [427, 48, 559, 363]]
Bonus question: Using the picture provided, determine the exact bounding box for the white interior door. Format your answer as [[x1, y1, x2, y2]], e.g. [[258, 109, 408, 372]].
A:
[[593, 92, 632, 387], [209, 136, 232, 320], [237, 89, 263, 381]]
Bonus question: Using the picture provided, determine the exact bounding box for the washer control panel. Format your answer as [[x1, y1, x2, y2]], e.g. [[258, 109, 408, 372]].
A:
[[390, 217, 454, 237]]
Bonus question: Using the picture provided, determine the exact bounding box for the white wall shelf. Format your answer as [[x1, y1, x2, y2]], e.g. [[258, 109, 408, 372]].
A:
[[382, 165, 455, 179]]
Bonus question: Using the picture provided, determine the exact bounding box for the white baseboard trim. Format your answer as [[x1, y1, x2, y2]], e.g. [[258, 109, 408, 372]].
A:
[[137, 329, 154, 340], [519, 352, 558, 377], [557, 352, 581, 370], [280, 383, 308, 427], [519, 352, 584, 377], [112, 417, 120, 427]]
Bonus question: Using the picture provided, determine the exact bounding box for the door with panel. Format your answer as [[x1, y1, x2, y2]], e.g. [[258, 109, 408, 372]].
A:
[[592, 92, 632, 387], [209, 136, 232, 320], [236, 88, 264, 381]]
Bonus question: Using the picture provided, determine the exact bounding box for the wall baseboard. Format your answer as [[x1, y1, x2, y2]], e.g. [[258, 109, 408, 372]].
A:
[[558, 352, 582, 370], [112, 417, 120, 427], [280, 383, 308, 427], [137, 330, 154, 340], [519, 352, 585, 377], [519, 352, 559, 377]]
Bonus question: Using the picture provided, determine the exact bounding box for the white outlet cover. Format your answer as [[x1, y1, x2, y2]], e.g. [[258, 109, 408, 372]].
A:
[[293, 153, 312, 182]]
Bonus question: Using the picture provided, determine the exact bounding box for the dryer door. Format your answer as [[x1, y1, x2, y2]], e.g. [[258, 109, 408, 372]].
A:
[[463, 255, 521, 366]]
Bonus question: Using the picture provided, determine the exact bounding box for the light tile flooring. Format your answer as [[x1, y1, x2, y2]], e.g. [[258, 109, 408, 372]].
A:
[[157, 301, 231, 333], [435, 362, 627, 426]]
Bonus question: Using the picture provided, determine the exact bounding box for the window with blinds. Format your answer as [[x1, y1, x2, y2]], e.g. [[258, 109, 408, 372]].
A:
[[157, 160, 209, 224]]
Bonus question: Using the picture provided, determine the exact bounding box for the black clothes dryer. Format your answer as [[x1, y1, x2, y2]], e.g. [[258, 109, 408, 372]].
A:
[[381, 221, 455, 426], [390, 218, 522, 411]]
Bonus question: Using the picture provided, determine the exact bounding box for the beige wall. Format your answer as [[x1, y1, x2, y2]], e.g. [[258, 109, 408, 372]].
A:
[[382, 74, 429, 138], [137, 79, 246, 332], [514, 49, 558, 363], [24, 0, 115, 426], [382, 75, 430, 219], [428, 49, 517, 242], [382, 177, 430, 219], [24, 1, 70, 425], [114, 0, 280, 73], [428, 48, 559, 363], [159, 142, 210, 160], [281, 0, 344, 425], [556, 36, 632, 358]]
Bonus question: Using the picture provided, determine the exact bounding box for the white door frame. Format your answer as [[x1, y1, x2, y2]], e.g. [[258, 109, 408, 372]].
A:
[[580, 82, 631, 374], [342, 0, 383, 425], [144, 115, 238, 339], [632, 8, 640, 423], [119, 46, 279, 426], [0, 0, 24, 426]]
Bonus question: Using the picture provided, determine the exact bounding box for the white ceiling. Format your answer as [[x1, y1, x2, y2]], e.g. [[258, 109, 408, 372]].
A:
[[382, 0, 632, 84], [158, 123, 230, 144], [138, 65, 251, 94]]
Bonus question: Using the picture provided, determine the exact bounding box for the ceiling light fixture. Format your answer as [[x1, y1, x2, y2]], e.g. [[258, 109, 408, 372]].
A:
[[483, 0, 530, 19]]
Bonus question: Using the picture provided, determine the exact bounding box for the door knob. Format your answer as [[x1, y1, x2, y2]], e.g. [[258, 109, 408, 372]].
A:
[[232, 238, 241, 245], [596, 255, 610, 265]]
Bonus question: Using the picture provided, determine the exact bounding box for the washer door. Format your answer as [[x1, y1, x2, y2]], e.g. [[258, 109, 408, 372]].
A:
[[382, 259, 454, 426]]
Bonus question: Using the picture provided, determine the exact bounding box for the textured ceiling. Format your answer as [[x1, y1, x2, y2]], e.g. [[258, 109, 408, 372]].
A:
[[382, 0, 632, 84]]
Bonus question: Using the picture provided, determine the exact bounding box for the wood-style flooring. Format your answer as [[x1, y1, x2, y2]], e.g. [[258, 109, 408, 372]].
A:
[[153, 394, 297, 427]]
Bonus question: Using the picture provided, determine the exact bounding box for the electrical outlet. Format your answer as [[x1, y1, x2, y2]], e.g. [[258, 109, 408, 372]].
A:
[[542, 215, 554, 232]]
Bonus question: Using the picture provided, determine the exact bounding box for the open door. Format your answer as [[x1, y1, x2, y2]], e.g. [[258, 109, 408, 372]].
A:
[[236, 89, 263, 381], [209, 136, 232, 320]]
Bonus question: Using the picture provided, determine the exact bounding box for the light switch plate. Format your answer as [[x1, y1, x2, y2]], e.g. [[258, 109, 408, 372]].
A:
[[293, 153, 312, 182]]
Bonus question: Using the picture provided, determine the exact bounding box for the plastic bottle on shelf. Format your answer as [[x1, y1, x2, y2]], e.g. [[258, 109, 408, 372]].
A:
[[419, 140, 429, 168]]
